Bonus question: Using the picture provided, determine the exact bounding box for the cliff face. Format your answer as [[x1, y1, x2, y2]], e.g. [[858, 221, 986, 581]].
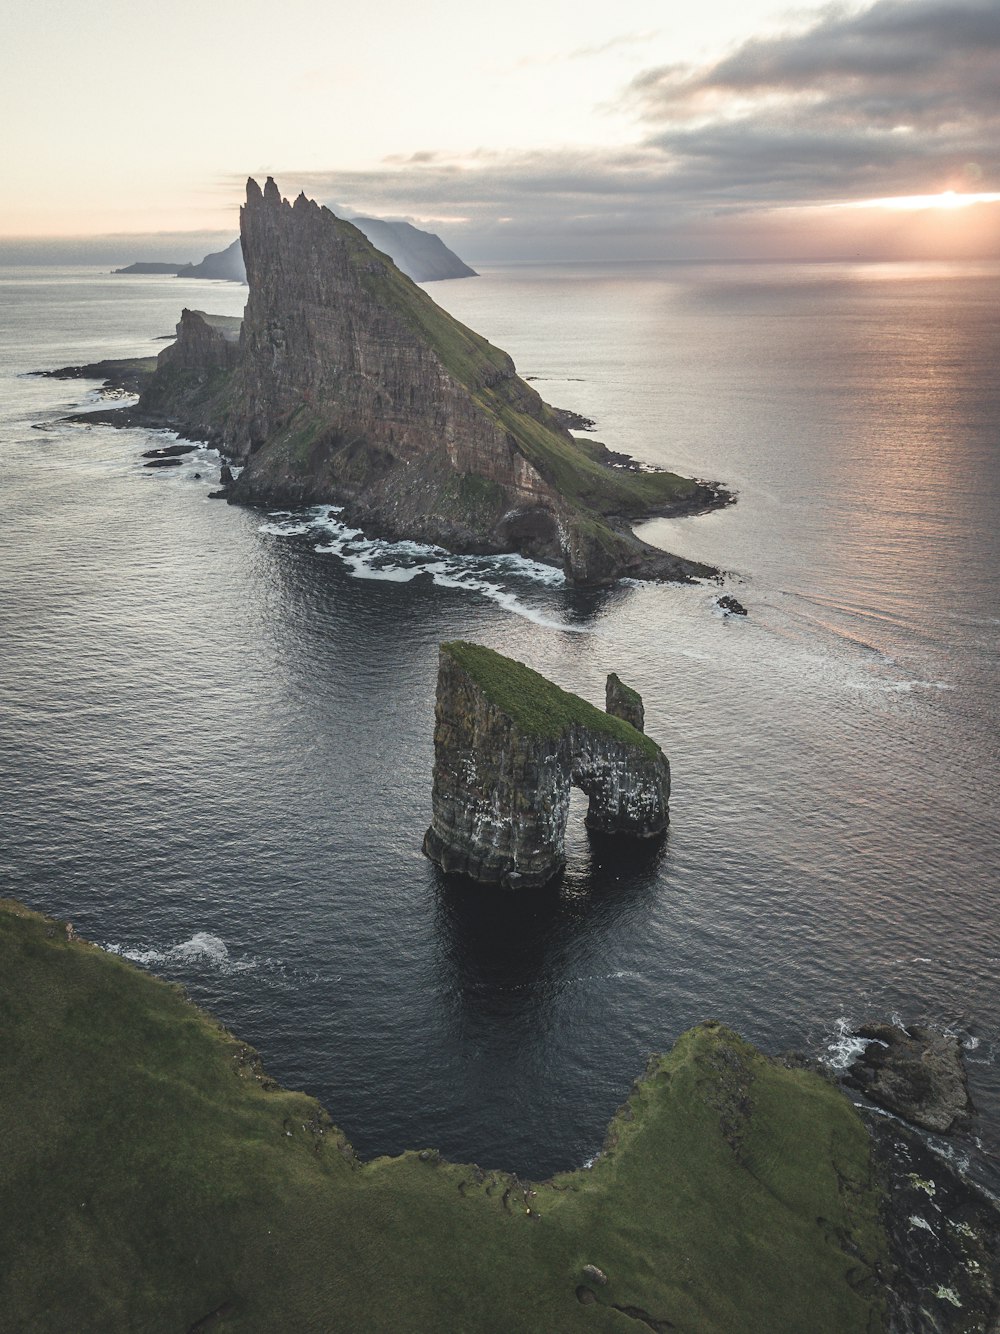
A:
[[423, 642, 669, 888], [136, 309, 241, 443], [135, 178, 723, 584]]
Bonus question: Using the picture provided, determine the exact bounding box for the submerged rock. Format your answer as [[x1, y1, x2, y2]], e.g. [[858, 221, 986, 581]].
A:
[[844, 1022, 973, 1133], [423, 642, 669, 888]]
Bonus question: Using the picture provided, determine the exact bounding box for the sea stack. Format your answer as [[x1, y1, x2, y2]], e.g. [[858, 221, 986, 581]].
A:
[[423, 642, 669, 888]]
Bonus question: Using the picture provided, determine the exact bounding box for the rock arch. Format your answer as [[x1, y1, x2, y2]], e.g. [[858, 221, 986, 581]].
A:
[[423, 642, 669, 888]]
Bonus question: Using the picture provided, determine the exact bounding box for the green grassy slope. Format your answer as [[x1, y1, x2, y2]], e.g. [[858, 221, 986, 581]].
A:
[[0, 899, 887, 1333], [443, 640, 662, 759]]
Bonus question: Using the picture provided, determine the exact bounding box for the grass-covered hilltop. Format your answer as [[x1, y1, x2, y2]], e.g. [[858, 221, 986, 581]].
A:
[[1, 897, 895, 1333], [79, 177, 727, 586], [440, 640, 661, 758]]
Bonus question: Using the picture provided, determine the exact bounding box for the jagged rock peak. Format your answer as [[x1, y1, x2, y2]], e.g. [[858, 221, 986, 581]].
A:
[[423, 642, 670, 888], [245, 176, 263, 203], [606, 672, 645, 733], [263, 176, 282, 206]]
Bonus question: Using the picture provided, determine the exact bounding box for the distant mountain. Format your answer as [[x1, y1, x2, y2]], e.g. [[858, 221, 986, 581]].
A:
[[351, 218, 477, 282], [113, 218, 476, 284], [177, 239, 246, 281]]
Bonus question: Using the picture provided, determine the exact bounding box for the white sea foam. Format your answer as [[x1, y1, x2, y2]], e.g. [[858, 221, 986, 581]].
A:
[[104, 931, 256, 974], [822, 1016, 886, 1071], [259, 505, 589, 632]]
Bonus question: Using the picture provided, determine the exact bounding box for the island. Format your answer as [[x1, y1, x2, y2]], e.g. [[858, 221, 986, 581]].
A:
[[84, 177, 727, 585], [424, 642, 669, 887]]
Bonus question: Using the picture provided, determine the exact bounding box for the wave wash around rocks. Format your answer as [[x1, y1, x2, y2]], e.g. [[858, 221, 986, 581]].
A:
[[423, 642, 670, 888], [131, 177, 726, 586], [0, 899, 889, 1333]]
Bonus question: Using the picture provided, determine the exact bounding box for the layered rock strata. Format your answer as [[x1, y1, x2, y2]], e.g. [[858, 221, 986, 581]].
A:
[[423, 642, 669, 888], [129, 177, 724, 586]]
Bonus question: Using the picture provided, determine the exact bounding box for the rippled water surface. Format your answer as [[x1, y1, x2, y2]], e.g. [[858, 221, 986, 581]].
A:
[[1, 260, 998, 1186]]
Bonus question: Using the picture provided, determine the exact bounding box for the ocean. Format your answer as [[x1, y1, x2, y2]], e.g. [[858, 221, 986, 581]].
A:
[[1, 258, 997, 1190]]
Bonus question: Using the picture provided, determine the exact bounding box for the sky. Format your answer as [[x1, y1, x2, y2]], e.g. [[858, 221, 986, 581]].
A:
[[2, 0, 998, 262]]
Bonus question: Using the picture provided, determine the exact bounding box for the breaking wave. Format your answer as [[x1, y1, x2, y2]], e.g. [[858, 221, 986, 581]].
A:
[[260, 506, 589, 632]]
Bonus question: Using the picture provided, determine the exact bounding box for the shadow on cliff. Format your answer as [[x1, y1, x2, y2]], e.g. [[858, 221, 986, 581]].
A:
[[431, 826, 667, 1033]]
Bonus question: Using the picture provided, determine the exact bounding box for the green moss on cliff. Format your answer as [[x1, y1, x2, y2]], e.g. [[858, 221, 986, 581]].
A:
[[0, 899, 887, 1333], [607, 673, 643, 711], [442, 641, 662, 760], [138, 363, 235, 423], [351, 229, 701, 523]]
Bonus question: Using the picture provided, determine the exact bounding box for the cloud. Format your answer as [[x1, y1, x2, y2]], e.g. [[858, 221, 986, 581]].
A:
[[631, 0, 1000, 202], [255, 1, 1000, 260]]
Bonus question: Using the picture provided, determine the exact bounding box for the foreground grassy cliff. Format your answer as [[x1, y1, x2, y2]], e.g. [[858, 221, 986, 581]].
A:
[[0, 899, 887, 1333]]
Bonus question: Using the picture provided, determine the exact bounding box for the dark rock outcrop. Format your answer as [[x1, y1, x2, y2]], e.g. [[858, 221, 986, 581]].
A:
[[844, 1022, 973, 1133], [717, 594, 748, 616], [141, 443, 196, 459], [36, 357, 159, 395], [136, 309, 242, 444], [869, 1116, 1000, 1333], [423, 642, 669, 888]]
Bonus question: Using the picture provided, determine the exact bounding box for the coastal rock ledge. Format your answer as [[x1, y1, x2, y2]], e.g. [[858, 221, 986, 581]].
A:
[[423, 642, 669, 888]]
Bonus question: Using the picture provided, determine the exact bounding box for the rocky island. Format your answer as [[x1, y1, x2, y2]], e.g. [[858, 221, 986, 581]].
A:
[[76, 177, 726, 586], [424, 642, 669, 887]]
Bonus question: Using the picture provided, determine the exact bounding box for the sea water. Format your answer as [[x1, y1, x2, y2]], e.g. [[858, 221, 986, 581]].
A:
[[1, 259, 997, 1187]]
